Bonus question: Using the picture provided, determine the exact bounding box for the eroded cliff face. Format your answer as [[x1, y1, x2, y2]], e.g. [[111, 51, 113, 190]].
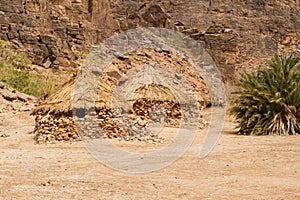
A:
[[0, 0, 299, 81], [110, 0, 300, 81], [0, 0, 118, 69]]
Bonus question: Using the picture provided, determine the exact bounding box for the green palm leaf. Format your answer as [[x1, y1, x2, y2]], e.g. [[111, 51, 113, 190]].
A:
[[231, 54, 300, 135]]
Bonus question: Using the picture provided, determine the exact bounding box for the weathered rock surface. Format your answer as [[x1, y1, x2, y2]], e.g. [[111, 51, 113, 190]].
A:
[[0, 0, 298, 78], [0, 0, 117, 69], [110, 0, 300, 81]]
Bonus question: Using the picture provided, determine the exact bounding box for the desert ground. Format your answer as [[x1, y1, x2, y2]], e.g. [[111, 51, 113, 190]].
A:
[[0, 106, 299, 200]]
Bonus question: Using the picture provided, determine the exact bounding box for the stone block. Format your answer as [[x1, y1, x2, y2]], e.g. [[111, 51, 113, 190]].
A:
[[7, 13, 21, 23], [52, 20, 65, 32], [66, 25, 79, 36], [48, 45, 60, 57], [0, 31, 8, 41], [40, 34, 57, 45], [7, 30, 18, 40], [1, 89, 18, 101], [20, 32, 39, 45], [53, 56, 70, 68], [42, 59, 52, 68]]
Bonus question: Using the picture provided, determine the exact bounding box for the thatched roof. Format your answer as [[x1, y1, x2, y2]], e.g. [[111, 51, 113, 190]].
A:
[[32, 77, 182, 115], [33, 49, 211, 115], [32, 77, 75, 114], [130, 84, 177, 102]]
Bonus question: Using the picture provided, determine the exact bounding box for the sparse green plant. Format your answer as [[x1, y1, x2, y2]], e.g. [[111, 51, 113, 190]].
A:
[[231, 54, 300, 135], [0, 40, 62, 98]]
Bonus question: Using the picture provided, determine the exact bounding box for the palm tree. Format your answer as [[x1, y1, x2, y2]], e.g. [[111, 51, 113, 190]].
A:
[[231, 54, 300, 135]]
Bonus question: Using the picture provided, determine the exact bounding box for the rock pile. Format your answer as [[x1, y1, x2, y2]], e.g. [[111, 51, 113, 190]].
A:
[[34, 108, 161, 144], [0, 82, 38, 137], [34, 99, 209, 144], [34, 96, 208, 144], [34, 113, 79, 143], [0, 82, 37, 114]]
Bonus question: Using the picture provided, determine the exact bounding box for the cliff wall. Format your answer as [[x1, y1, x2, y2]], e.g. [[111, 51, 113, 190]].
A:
[[0, 0, 299, 80]]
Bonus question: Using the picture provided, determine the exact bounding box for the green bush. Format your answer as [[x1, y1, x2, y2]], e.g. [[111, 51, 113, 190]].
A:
[[231, 54, 300, 135], [0, 40, 61, 98]]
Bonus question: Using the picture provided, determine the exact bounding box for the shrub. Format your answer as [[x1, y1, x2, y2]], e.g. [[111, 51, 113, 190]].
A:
[[231, 54, 300, 135]]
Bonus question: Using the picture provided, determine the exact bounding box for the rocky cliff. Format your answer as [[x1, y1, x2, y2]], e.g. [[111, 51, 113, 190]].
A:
[[110, 0, 300, 81], [0, 0, 117, 69], [0, 0, 299, 81]]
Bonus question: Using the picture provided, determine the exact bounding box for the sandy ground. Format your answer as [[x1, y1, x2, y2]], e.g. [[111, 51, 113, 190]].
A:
[[0, 110, 299, 200]]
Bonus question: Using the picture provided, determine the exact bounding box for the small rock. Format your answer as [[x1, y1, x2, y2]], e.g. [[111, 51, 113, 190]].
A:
[[42, 59, 52, 69], [224, 28, 232, 33], [118, 75, 128, 86], [0, 82, 5, 89], [175, 73, 182, 80], [20, 106, 31, 112], [40, 34, 57, 45], [161, 44, 171, 53], [1, 90, 18, 101], [0, 133, 9, 138], [106, 65, 123, 79], [15, 91, 38, 102], [174, 21, 185, 26]]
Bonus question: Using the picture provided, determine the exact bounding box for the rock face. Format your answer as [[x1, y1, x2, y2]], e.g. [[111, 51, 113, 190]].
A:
[[0, 0, 299, 79], [0, 0, 118, 69], [110, 0, 300, 81]]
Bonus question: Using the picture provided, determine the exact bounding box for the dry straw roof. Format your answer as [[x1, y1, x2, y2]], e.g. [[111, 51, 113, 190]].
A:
[[33, 77, 182, 115], [33, 51, 209, 115]]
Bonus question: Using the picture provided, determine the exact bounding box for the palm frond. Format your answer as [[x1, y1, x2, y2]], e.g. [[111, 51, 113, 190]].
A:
[[231, 53, 300, 135]]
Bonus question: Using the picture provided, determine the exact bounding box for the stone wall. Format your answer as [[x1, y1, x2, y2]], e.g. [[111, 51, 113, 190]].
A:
[[0, 0, 299, 81]]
